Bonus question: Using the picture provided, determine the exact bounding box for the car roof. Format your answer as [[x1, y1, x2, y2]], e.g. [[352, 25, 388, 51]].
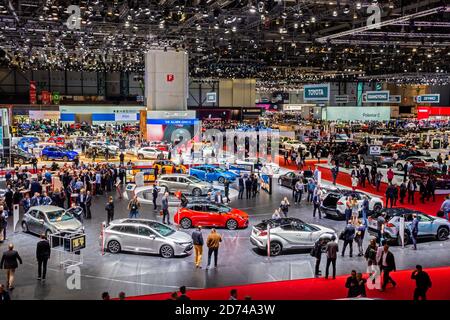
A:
[[381, 207, 423, 216], [29, 205, 65, 212], [263, 217, 305, 226], [159, 173, 190, 178]]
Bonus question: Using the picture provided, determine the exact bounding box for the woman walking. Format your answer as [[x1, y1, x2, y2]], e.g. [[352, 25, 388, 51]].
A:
[[128, 195, 140, 218]]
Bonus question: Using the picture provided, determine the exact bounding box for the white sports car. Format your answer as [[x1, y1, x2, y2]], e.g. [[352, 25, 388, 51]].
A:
[[281, 139, 307, 151]]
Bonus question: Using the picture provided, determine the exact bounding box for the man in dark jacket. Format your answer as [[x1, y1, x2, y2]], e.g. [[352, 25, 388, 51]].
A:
[[325, 235, 338, 280], [161, 192, 170, 224], [345, 270, 359, 298], [341, 221, 355, 257], [245, 177, 252, 199], [36, 234, 51, 281], [0, 243, 23, 290], [152, 186, 159, 210], [411, 265, 432, 300], [191, 226, 204, 269], [238, 176, 244, 199], [378, 242, 397, 291], [30, 179, 42, 197], [312, 239, 324, 277]]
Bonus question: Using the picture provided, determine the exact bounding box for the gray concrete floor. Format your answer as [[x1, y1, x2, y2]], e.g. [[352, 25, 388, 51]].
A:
[[1, 182, 450, 300]]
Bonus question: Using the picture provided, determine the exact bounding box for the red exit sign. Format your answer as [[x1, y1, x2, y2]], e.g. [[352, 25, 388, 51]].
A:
[[166, 74, 174, 82]]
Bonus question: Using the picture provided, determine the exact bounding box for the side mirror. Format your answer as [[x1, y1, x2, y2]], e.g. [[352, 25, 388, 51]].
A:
[[149, 235, 156, 240]]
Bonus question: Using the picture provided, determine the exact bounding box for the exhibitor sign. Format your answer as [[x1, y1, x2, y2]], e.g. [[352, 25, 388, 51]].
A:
[[303, 84, 330, 102], [416, 94, 440, 104], [325, 106, 391, 121], [363, 91, 390, 103]]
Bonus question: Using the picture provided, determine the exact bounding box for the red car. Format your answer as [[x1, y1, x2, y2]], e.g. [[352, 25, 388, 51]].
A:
[[47, 136, 65, 146], [409, 166, 450, 190], [123, 125, 139, 133], [174, 202, 249, 230]]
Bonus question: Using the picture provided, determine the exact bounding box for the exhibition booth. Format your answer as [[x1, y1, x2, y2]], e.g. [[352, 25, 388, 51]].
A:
[[59, 105, 145, 124], [417, 106, 450, 120]]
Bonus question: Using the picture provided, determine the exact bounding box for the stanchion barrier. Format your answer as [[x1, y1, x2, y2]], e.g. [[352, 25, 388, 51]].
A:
[[267, 225, 271, 260], [101, 222, 106, 256]]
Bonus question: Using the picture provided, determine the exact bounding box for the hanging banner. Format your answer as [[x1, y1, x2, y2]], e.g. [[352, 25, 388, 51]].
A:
[[416, 94, 440, 104], [115, 113, 138, 121], [334, 95, 349, 103], [41, 91, 51, 105], [363, 91, 390, 103], [389, 95, 402, 104], [29, 110, 61, 120], [29, 81, 37, 105], [303, 84, 330, 102]]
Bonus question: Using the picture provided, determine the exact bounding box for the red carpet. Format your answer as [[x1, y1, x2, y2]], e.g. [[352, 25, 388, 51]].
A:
[[317, 166, 445, 216], [127, 266, 450, 300]]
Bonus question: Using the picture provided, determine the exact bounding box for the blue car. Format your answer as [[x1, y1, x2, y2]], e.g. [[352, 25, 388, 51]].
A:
[[41, 146, 79, 162], [189, 165, 237, 183]]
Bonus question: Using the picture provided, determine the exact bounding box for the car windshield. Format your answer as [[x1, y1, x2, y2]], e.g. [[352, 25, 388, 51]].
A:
[[217, 204, 232, 213], [188, 176, 202, 183], [46, 210, 73, 222], [147, 221, 175, 236]]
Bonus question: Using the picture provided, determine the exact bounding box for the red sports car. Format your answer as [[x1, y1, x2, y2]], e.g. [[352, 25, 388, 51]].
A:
[[174, 202, 249, 230]]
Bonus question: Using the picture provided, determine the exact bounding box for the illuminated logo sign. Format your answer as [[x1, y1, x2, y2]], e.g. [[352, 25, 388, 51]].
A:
[[166, 74, 175, 82], [303, 84, 330, 101]]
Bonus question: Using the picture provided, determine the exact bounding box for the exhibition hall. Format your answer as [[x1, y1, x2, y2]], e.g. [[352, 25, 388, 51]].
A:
[[0, 0, 450, 306]]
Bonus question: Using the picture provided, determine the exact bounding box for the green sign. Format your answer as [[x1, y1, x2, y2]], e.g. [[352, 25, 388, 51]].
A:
[[52, 92, 60, 104], [375, 83, 383, 91], [303, 84, 330, 101]]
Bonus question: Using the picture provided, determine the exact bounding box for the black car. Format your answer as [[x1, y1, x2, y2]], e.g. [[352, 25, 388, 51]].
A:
[[85, 145, 117, 158], [397, 149, 430, 160], [277, 172, 302, 189], [332, 152, 359, 167]]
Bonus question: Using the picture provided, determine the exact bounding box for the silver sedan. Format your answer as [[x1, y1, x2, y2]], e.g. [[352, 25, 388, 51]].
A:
[[250, 217, 337, 256], [102, 219, 193, 258]]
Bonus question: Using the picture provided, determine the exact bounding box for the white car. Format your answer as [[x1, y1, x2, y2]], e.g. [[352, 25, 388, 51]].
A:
[[320, 188, 383, 220], [136, 147, 168, 160], [89, 141, 119, 153], [281, 139, 307, 151]]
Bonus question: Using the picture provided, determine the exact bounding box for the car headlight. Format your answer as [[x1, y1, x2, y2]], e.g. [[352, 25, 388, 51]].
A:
[[175, 242, 191, 246]]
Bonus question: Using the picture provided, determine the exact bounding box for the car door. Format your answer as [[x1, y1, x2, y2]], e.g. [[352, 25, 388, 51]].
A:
[[417, 214, 433, 236], [292, 221, 314, 247], [204, 204, 223, 227], [177, 177, 189, 193], [276, 222, 301, 245], [205, 168, 216, 182], [36, 210, 47, 234], [118, 225, 141, 251], [137, 226, 158, 253], [26, 209, 40, 234]]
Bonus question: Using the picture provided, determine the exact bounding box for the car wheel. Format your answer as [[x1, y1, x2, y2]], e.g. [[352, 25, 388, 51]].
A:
[[21, 221, 29, 233], [63, 156, 69, 162], [192, 188, 202, 197], [180, 218, 192, 229], [138, 154, 144, 160], [437, 227, 449, 241], [160, 245, 174, 258], [269, 241, 282, 256], [45, 229, 52, 238], [396, 163, 403, 171], [42, 155, 48, 161], [108, 240, 121, 254], [373, 204, 382, 213], [226, 219, 238, 230], [217, 176, 225, 184]]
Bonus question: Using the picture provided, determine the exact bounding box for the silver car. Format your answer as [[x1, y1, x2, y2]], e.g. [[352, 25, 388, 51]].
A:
[[22, 205, 84, 237], [103, 219, 193, 258], [250, 217, 338, 256], [157, 174, 212, 196]]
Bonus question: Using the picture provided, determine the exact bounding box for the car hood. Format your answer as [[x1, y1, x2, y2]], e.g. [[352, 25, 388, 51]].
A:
[[310, 224, 336, 234], [52, 218, 83, 231], [165, 230, 192, 243], [432, 217, 450, 225], [67, 151, 79, 156], [229, 208, 249, 219]]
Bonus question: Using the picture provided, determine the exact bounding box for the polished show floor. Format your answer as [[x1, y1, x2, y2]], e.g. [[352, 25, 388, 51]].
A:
[[1, 181, 450, 300]]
